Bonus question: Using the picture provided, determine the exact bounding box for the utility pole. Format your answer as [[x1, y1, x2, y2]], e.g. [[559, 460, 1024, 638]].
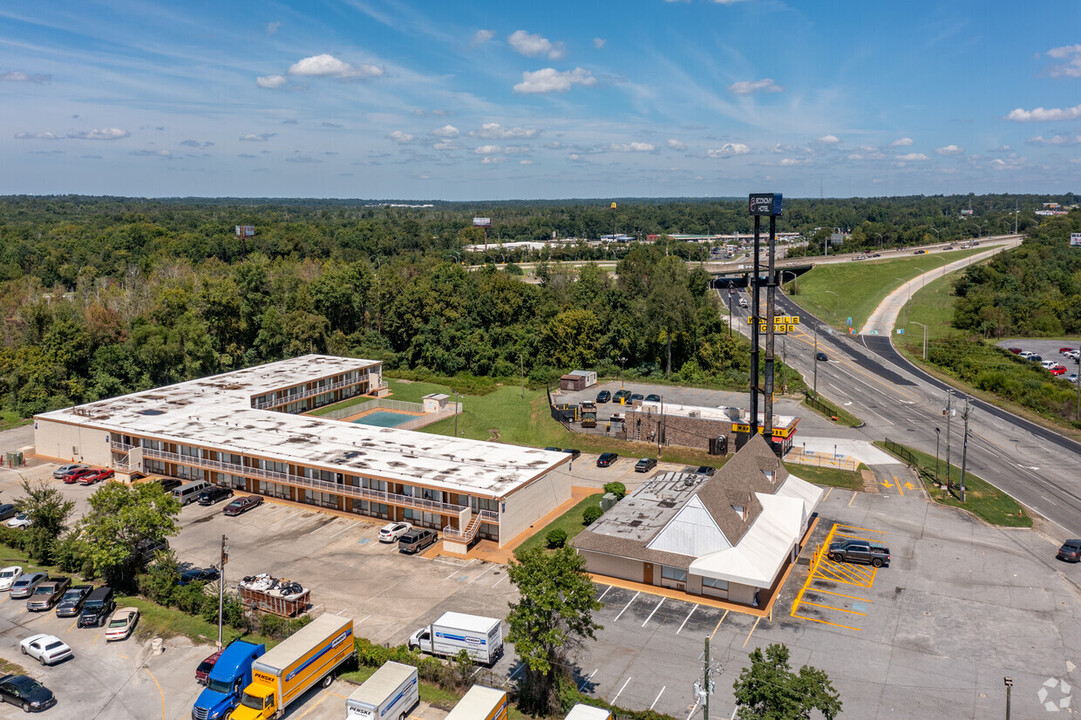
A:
[[959, 396, 971, 503], [217, 534, 228, 648], [693, 636, 718, 720], [1004, 677, 1013, 720], [764, 212, 777, 441], [944, 390, 953, 492], [750, 213, 761, 437], [519, 354, 525, 400]]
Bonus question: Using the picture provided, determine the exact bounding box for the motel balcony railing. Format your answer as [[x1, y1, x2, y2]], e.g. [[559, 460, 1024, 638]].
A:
[[251, 372, 377, 410], [110, 441, 498, 524]]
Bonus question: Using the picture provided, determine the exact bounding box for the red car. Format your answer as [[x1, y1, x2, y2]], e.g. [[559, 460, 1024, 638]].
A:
[[1007, 347, 1022, 354], [195, 648, 224, 685], [64, 468, 97, 484], [1059, 347, 1075, 354], [1050, 365, 1068, 376], [79, 469, 114, 485]]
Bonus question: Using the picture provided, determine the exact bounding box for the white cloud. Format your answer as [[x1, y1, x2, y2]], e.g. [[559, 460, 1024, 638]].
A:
[[778, 158, 804, 166], [67, 128, 130, 140], [896, 152, 928, 161], [472, 123, 539, 139], [714, 0, 750, 4], [130, 149, 171, 157], [667, 138, 686, 150], [14, 131, 59, 140], [818, 134, 840, 144], [728, 78, 784, 95], [609, 142, 655, 152], [285, 155, 321, 164], [480, 156, 505, 164], [475, 144, 502, 154], [1028, 134, 1081, 145], [707, 143, 750, 158], [288, 54, 382, 79], [1, 71, 51, 84], [508, 30, 565, 60], [1045, 44, 1081, 78], [593, 38, 606, 49], [890, 137, 914, 147], [432, 141, 454, 151], [513, 67, 596, 94], [239, 132, 275, 142], [471, 29, 495, 46], [266, 21, 281, 35], [431, 124, 459, 138], [257, 75, 287, 89], [519, 159, 533, 165], [935, 144, 964, 156], [179, 139, 213, 148], [1006, 104, 1081, 122], [387, 130, 414, 145]]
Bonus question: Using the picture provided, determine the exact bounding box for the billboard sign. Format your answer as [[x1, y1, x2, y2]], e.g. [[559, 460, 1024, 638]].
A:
[[235, 225, 255, 238], [472, 217, 491, 227], [748, 193, 783, 216], [1071, 233, 1081, 247]]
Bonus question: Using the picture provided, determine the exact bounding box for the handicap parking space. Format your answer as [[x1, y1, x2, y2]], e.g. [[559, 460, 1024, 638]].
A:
[[789, 521, 886, 632]]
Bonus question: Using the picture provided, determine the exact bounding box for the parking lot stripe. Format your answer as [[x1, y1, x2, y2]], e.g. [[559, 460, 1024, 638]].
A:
[[143, 668, 165, 720], [650, 686, 666, 710], [848, 491, 857, 506], [790, 612, 861, 631], [578, 668, 598, 691], [823, 487, 834, 501], [835, 523, 887, 534], [294, 689, 329, 719], [676, 606, 696, 634], [357, 614, 370, 625], [709, 610, 728, 640], [614, 591, 640, 622], [597, 585, 613, 602], [611, 676, 632, 705], [742, 617, 761, 648], [807, 587, 873, 603], [65, 619, 77, 634], [801, 600, 867, 617], [642, 597, 665, 627]]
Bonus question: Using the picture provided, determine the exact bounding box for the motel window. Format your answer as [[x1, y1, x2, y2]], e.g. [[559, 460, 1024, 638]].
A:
[[702, 576, 729, 590], [661, 566, 687, 583]]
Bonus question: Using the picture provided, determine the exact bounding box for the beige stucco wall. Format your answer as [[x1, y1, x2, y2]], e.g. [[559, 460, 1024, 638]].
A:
[[578, 550, 643, 583], [34, 418, 112, 466], [727, 582, 757, 605], [497, 461, 572, 546]]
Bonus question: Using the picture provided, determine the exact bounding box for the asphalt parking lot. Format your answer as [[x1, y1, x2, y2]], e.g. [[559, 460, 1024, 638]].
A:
[[575, 489, 1081, 720]]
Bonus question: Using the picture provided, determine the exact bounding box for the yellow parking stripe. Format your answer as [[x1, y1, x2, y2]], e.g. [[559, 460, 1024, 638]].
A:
[[710, 610, 729, 640], [791, 613, 861, 631], [801, 601, 867, 616], [742, 617, 761, 648]]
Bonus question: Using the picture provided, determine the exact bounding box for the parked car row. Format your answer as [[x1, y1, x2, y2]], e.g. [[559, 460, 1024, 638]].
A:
[[52, 464, 113, 485], [1, 567, 129, 633], [1010, 347, 1078, 380]]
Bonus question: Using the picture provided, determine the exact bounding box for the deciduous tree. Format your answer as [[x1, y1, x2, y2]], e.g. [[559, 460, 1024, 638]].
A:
[[732, 642, 842, 720]]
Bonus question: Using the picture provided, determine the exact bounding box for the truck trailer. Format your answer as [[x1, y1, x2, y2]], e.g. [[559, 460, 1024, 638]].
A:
[[192, 640, 266, 720], [230, 614, 355, 720], [565, 704, 612, 720], [408, 612, 503, 664], [345, 661, 419, 720], [444, 686, 507, 720]]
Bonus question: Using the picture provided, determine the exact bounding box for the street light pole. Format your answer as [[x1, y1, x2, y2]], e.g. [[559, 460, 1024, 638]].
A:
[[619, 357, 627, 389], [812, 321, 819, 398], [910, 321, 929, 360], [935, 427, 941, 485], [217, 534, 228, 648]]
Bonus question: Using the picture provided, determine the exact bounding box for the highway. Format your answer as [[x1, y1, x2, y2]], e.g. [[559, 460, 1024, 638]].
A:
[[722, 244, 1081, 537]]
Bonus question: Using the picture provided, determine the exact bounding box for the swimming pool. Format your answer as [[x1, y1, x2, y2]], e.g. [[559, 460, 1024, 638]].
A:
[[352, 410, 414, 428]]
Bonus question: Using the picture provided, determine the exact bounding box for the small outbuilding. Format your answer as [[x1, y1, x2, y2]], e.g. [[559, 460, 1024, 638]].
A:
[[560, 370, 597, 391]]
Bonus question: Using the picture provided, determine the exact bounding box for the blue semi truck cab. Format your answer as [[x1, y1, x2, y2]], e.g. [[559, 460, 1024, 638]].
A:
[[192, 640, 266, 720]]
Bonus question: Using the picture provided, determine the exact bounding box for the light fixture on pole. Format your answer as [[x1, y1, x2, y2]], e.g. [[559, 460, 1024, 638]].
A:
[[910, 321, 929, 360]]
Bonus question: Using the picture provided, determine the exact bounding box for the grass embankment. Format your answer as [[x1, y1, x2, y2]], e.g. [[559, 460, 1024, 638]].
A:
[[874, 441, 1031, 527], [0, 410, 30, 432], [791, 248, 984, 332], [784, 463, 864, 490], [513, 493, 603, 557]]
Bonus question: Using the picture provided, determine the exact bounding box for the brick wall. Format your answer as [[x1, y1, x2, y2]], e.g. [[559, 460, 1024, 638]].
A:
[[623, 408, 734, 453]]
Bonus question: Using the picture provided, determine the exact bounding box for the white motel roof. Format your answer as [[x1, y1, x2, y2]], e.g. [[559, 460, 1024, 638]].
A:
[[35, 355, 567, 498]]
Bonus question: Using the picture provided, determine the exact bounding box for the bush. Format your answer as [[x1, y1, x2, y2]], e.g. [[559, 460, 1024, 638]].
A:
[[582, 505, 603, 525], [53, 533, 86, 574], [603, 482, 626, 499], [546, 528, 568, 548]]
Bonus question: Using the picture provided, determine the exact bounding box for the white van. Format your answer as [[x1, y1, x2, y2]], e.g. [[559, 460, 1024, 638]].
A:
[[171, 479, 211, 506]]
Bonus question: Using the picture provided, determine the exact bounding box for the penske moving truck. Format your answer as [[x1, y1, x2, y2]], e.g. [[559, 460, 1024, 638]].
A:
[[444, 686, 507, 720], [564, 704, 612, 720], [230, 615, 355, 720], [345, 661, 419, 720]]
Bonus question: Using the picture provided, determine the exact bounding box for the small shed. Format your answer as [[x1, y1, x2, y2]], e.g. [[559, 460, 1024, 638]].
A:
[[423, 393, 451, 413], [560, 370, 597, 391]]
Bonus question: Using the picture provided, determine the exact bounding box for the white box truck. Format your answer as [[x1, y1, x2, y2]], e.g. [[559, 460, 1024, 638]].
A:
[[565, 704, 612, 720], [444, 685, 507, 720], [346, 661, 419, 720], [407, 612, 503, 664]]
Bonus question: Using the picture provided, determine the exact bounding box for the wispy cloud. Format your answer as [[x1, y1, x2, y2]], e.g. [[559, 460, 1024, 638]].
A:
[[935, 144, 963, 155], [179, 139, 213, 148], [471, 123, 539, 139], [471, 29, 495, 46], [266, 21, 281, 35], [1045, 44, 1081, 78], [1028, 134, 1081, 146], [890, 137, 914, 147], [508, 31, 565, 60], [818, 135, 840, 144], [513, 67, 595, 94], [257, 75, 287, 89], [14, 131, 59, 140], [388, 130, 415, 144], [728, 78, 783, 95], [667, 138, 685, 150], [288, 53, 383, 79], [707, 143, 750, 157], [609, 142, 655, 152], [593, 38, 606, 49], [67, 128, 130, 140], [896, 152, 928, 161], [1, 70, 51, 84], [431, 124, 459, 138], [239, 133, 275, 142], [1006, 104, 1081, 122]]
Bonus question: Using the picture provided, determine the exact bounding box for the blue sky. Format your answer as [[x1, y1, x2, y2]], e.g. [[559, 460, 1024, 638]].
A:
[[2, 0, 1079, 200]]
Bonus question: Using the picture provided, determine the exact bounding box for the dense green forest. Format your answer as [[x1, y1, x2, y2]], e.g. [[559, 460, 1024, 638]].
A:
[[953, 213, 1081, 337], [0, 193, 1073, 420]]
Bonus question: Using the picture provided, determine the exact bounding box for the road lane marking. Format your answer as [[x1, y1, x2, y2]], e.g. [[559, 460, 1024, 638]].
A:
[[597, 585, 613, 602], [742, 617, 761, 648], [650, 686, 666, 710], [676, 606, 696, 634], [894, 475, 903, 496], [143, 668, 165, 720], [614, 591, 639, 622], [710, 610, 729, 640], [611, 676, 633, 705], [642, 597, 665, 627]]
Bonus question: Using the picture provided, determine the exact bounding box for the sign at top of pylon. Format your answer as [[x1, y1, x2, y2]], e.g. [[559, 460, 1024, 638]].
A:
[[748, 193, 783, 217]]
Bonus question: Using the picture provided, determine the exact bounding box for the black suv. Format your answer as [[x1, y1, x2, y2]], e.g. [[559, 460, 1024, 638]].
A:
[[78, 586, 116, 628], [597, 452, 619, 467], [198, 486, 234, 506], [399, 528, 438, 554], [55, 584, 93, 617]]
